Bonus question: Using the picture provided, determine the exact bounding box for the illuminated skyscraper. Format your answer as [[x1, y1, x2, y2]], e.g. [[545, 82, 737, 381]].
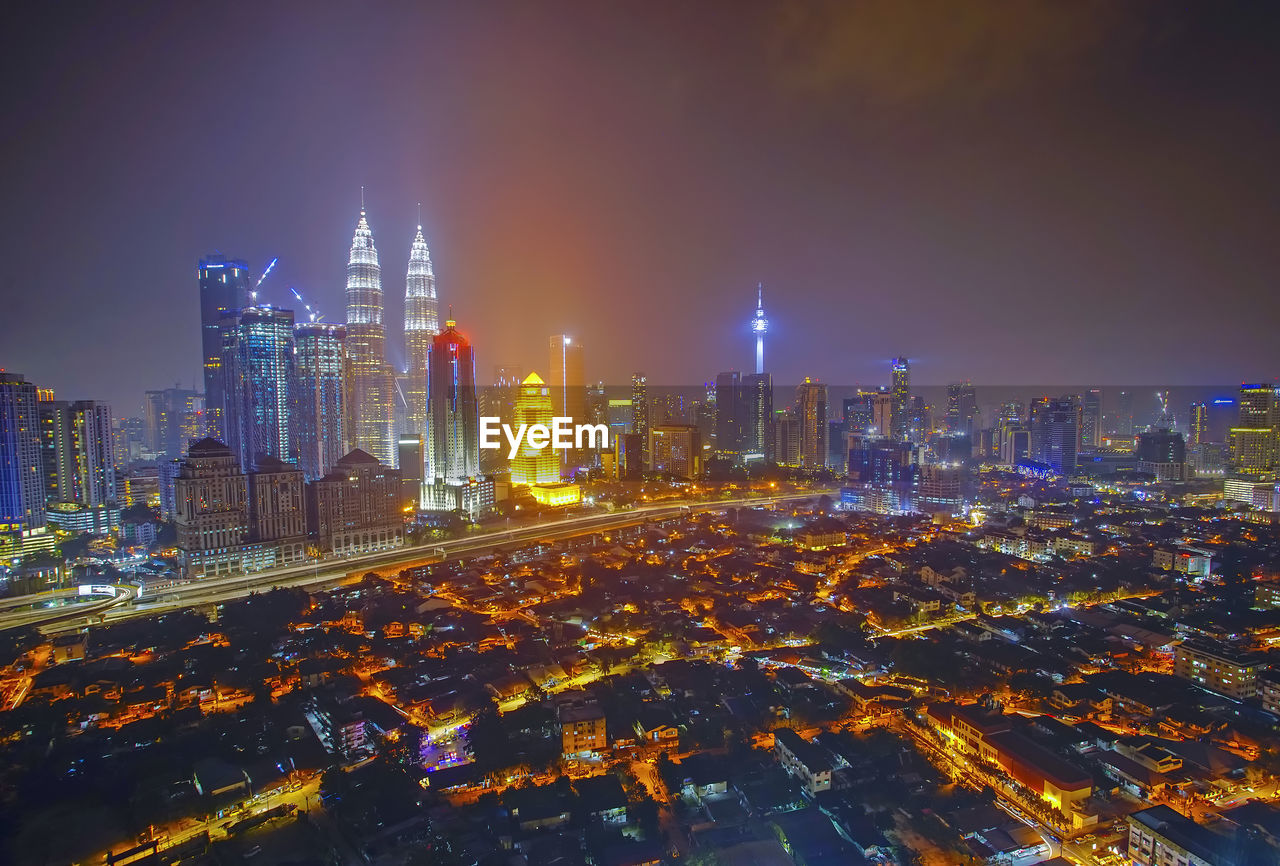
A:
[[946, 382, 978, 437], [404, 220, 439, 437], [224, 305, 296, 471], [1031, 396, 1079, 474], [1188, 401, 1208, 447], [1229, 384, 1279, 475], [715, 371, 742, 457], [796, 378, 828, 470], [631, 373, 648, 467], [198, 256, 252, 441], [69, 401, 116, 507], [509, 373, 560, 487], [426, 318, 479, 484], [743, 372, 774, 462], [890, 358, 910, 442], [0, 372, 46, 534], [751, 283, 768, 375], [344, 206, 394, 465], [549, 334, 586, 472], [37, 394, 72, 503], [293, 323, 347, 480], [1081, 389, 1102, 449]]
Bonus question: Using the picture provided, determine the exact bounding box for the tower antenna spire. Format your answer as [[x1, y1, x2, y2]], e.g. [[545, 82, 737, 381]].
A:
[[417, 202, 422, 230], [361, 186, 365, 212]]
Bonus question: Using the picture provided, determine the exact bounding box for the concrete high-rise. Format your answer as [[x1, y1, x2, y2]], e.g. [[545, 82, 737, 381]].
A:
[[344, 206, 394, 465], [1031, 396, 1079, 474], [946, 382, 978, 437], [37, 394, 73, 504], [198, 256, 252, 442], [1229, 384, 1279, 475], [796, 378, 828, 470], [0, 372, 46, 534], [890, 358, 910, 443], [293, 323, 347, 480], [69, 401, 116, 507], [714, 371, 743, 457], [742, 372, 774, 462], [145, 387, 204, 458], [174, 438, 248, 577], [1081, 389, 1102, 449], [403, 221, 439, 437]]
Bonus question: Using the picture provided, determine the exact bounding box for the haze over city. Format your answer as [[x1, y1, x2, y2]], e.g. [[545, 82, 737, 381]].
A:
[[5, 5, 1280, 866], [5, 2, 1280, 410]]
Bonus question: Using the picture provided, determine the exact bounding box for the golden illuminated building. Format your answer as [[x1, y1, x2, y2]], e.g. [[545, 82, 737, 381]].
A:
[[510, 372, 580, 506]]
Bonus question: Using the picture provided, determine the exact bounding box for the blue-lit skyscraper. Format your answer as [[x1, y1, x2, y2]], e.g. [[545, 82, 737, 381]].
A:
[[198, 255, 252, 442], [293, 323, 347, 480], [0, 371, 45, 535], [224, 305, 296, 471]]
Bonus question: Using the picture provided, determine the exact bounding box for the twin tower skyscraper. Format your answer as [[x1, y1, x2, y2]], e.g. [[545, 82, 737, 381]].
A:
[[197, 203, 442, 483], [344, 205, 441, 467]]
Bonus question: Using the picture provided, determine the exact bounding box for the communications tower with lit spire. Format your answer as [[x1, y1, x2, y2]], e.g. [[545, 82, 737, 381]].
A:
[[751, 283, 768, 374]]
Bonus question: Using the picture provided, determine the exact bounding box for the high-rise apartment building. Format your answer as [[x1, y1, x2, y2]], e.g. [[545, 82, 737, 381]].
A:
[[344, 207, 394, 465], [68, 400, 116, 507], [650, 425, 700, 479], [293, 323, 347, 480], [0, 372, 45, 535], [37, 394, 72, 504], [403, 222, 439, 437]]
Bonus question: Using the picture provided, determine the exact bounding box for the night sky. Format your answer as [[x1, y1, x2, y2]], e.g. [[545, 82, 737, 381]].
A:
[[3, 1, 1279, 413]]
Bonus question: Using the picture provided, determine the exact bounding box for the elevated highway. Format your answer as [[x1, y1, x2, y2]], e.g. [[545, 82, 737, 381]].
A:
[[2, 491, 832, 635]]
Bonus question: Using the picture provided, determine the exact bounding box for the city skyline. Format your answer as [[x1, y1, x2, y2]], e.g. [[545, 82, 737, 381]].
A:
[[6, 3, 1280, 410], [6, 6, 1280, 864]]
